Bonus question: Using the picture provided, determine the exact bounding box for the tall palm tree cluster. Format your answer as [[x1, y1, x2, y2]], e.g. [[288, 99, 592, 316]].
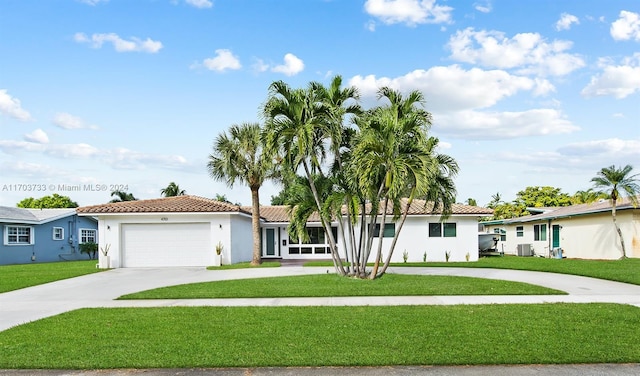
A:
[[209, 76, 458, 279]]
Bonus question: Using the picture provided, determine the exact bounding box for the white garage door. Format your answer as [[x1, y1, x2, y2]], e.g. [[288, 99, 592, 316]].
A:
[[121, 223, 212, 267]]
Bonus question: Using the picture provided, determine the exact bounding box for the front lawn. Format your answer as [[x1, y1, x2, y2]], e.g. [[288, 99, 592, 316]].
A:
[[119, 273, 563, 299], [0, 261, 102, 293], [424, 257, 640, 285], [307, 257, 640, 285], [0, 304, 638, 368]]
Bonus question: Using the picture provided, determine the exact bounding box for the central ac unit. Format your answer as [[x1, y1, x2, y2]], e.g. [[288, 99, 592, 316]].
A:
[[517, 244, 533, 257]]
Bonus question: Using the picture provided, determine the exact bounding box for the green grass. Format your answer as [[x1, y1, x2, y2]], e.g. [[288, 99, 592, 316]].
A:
[[307, 257, 640, 285], [0, 260, 102, 293], [119, 273, 563, 299], [0, 304, 638, 368], [206, 261, 281, 270]]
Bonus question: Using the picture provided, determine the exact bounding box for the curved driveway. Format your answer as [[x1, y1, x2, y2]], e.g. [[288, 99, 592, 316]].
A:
[[2, 266, 640, 332]]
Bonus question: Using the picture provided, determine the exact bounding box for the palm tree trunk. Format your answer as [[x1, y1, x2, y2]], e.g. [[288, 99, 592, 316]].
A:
[[302, 160, 345, 275], [611, 203, 627, 259], [250, 186, 262, 265], [370, 196, 389, 279], [378, 194, 415, 277]]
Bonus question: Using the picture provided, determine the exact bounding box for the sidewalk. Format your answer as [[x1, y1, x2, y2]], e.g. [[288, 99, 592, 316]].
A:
[[2, 266, 640, 332]]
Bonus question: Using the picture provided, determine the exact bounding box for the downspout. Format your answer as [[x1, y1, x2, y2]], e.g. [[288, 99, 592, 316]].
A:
[[547, 219, 552, 257], [58, 218, 78, 261]]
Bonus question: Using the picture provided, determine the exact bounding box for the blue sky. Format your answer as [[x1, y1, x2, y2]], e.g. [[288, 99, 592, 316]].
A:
[[1, 0, 639, 207]]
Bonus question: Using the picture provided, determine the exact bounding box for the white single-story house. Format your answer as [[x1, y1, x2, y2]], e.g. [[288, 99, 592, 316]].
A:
[[481, 197, 640, 259], [77, 195, 493, 268]]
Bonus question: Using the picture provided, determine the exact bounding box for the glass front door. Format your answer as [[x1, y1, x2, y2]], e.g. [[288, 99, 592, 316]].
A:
[[552, 225, 561, 248], [265, 228, 275, 256]]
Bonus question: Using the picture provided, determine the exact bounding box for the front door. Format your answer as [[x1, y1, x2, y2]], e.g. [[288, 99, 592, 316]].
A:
[[265, 228, 275, 257], [552, 225, 561, 248]]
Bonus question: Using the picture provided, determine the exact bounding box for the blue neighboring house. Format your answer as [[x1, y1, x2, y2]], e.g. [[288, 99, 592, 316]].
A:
[[0, 206, 98, 265]]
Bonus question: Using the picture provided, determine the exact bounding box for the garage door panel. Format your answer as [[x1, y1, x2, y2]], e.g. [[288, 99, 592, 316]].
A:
[[122, 223, 211, 267]]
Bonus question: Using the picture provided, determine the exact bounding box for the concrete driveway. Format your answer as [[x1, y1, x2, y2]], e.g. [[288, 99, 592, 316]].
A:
[[2, 266, 640, 332]]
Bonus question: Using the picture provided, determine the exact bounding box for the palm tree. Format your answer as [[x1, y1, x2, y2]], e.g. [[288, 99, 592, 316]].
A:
[[591, 164, 639, 259], [263, 76, 359, 274], [571, 188, 606, 204], [208, 122, 275, 266], [487, 192, 502, 208], [351, 87, 457, 278], [161, 182, 186, 197], [109, 190, 137, 203]]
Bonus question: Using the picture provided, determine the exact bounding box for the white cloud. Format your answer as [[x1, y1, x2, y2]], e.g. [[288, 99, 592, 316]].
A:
[[0, 140, 43, 154], [251, 58, 269, 73], [364, 0, 453, 26], [77, 0, 108, 5], [610, 10, 640, 41], [74, 32, 163, 53], [349, 65, 554, 112], [435, 109, 579, 139], [45, 143, 100, 159], [581, 53, 640, 99], [106, 147, 191, 170], [348, 66, 574, 140], [199, 49, 242, 72], [271, 53, 304, 76], [185, 0, 212, 9], [0, 161, 60, 177], [447, 27, 585, 76], [558, 138, 640, 158], [556, 13, 579, 31], [24, 129, 49, 144], [474, 1, 491, 13], [0, 89, 33, 122], [53, 112, 98, 130]]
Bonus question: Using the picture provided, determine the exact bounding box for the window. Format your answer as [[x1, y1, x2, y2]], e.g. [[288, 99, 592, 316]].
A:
[[288, 226, 337, 255], [371, 223, 395, 238], [534, 224, 547, 241], [53, 227, 64, 240], [429, 223, 457, 237], [80, 228, 97, 244], [516, 226, 524, 237], [443, 223, 457, 238], [428, 223, 441, 237], [5, 225, 34, 245], [494, 228, 506, 241]]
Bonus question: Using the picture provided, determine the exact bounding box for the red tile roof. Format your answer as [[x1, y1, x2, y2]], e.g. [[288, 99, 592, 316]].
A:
[[77, 195, 249, 214], [250, 198, 493, 222], [379, 198, 494, 216], [78, 195, 493, 220]]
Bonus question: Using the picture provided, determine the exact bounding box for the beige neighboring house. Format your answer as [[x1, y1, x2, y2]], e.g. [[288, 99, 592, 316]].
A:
[[77, 195, 493, 268], [482, 197, 640, 259]]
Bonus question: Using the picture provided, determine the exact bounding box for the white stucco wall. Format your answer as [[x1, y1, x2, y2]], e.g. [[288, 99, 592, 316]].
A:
[[229, 215, 254, 264], [341, 215, 481, 263], [91, 212, 237, 268]]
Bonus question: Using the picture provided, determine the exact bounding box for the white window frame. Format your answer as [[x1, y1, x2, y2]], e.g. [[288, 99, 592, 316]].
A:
[[4, 225, 34, 245], [428, 222, 457, 238], [79, 228, 97, 244], [534, 224, 547, 241], [53, 227, 64, 241]]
